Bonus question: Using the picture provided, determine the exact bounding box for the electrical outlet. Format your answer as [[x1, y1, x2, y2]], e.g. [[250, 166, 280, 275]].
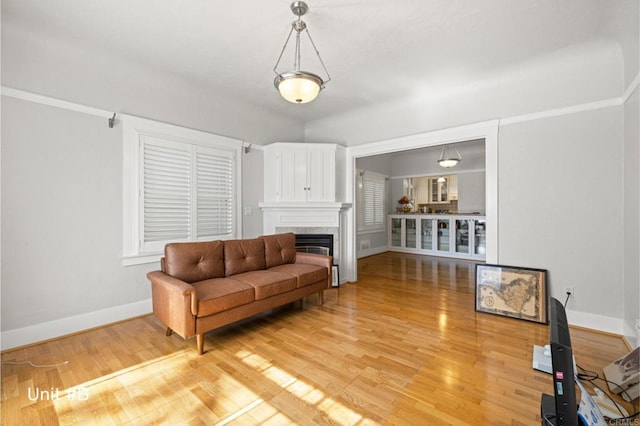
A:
[[565, 286, 574, 296]]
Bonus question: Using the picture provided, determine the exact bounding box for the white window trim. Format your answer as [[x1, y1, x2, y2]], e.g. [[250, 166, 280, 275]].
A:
[[357, 169, 387, 233], [122, 114, 242, 266]]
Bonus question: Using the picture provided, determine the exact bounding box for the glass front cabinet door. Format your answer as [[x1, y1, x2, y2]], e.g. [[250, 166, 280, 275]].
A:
[[437, 219, 450, 251], [474, 219, 486, 255], [390, 217, 402, 247], [388, 214, 486, 260], [405, 218, 417, 249], [455, 219, 470, 254], [420, 218, 433, 250]]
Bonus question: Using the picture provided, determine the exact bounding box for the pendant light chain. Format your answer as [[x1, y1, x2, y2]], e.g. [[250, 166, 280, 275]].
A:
[[294, 22, 302, 71], [303, 28, 331, 85], [273, 26, 296, 75]]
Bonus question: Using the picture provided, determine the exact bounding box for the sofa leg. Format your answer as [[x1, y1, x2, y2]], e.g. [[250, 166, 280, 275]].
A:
[[319, 290, 324, 305], [166, 327, 173, 336], [196, 333, 205, 355]]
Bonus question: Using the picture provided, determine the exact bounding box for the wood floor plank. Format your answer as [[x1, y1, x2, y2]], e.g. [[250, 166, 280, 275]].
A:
[[2, 252, 635, 425]]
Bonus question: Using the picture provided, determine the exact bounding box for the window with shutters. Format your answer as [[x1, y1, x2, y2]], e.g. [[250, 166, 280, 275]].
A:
[[357, 170, 387, 232], [122, 115, 242, 265]]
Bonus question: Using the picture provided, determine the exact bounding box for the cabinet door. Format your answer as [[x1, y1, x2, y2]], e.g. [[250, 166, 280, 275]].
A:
[[437, 218, 450, 251], [278, 149, 308, 201], [307, 150, 334, 201], [455, 219, 470, 254], [420, 218, 433, 250], [429, 177, 451, 203], [474, 219, 486, 255], [414, 177, 429, 205], [440, 179, 448, 202], [405, 218, 417, 248], [448, 175, 458, 200], [390, 217, 402, 247]]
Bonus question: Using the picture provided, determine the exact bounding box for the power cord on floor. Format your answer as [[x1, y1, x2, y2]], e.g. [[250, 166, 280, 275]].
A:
[[576, 364, 639, 423]]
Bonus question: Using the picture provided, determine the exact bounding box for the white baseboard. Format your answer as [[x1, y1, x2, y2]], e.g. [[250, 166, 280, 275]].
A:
[[0, 299, 152, 351], [566, 308, 623, 336], [621, 318, 640, 349], [357, 246, 388, 259]]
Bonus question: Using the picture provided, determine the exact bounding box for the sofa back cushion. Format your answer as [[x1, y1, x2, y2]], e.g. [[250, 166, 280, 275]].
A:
[[262, 233, 297, 268], [164, 241, 225, 283], [224, 238, 266, 276]]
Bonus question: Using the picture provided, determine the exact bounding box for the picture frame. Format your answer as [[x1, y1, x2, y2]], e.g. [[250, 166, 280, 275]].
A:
[[475, 264, 548, 324]]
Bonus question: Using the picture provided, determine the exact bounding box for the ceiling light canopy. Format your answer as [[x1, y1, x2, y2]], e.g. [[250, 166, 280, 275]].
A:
[[438, 145, 462, 168], [273, 2, 331, 104]]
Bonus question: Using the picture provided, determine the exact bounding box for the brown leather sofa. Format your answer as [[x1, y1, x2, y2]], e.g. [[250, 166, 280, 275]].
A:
[[147, 233, 332, 354]]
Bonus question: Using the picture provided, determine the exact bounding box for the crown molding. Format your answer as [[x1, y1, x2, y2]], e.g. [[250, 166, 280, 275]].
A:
[[499, 98, 622, 126]]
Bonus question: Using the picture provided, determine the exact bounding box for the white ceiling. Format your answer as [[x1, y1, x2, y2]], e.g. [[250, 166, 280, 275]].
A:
[[1, 0, 632, 123]]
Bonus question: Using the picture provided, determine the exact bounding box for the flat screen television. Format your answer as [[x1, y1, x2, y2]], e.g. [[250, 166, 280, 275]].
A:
[[540, 297, 579, 426]]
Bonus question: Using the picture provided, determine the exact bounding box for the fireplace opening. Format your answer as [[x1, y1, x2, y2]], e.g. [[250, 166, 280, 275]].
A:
[[294, 233, 339, 287], [294, 234, 333, 257]]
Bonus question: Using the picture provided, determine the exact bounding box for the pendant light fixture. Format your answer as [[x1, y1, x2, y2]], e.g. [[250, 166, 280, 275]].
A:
[[437, 145, 462, 168], [273, 1, 331, 104]]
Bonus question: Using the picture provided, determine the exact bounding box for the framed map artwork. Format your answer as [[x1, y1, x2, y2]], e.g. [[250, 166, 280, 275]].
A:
[[475, 264, 548, 324]]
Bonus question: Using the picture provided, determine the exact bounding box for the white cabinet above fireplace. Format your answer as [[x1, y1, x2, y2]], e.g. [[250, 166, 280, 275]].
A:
[[263, 143, 345, 203]]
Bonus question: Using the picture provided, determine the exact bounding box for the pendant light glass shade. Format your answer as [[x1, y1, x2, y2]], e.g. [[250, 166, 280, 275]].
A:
[[274, 71, 323, 104], [437, 145, 462, 168], [273, 2, 330, 104]]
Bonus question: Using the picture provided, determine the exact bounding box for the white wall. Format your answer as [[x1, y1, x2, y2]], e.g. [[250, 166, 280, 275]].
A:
[[623, 87, 640, 347], [242, 147, 265, 238], [0, 23, 303, 348], [457, 171, 486, 214], [1, 97, 155, 333], [498, 107, 624, 326], [617, 0, 639, 347]]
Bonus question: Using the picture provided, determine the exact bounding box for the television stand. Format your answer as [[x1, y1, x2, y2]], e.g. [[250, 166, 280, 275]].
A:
[[540, 393, 557, 425], [540, 393, 587, 426]]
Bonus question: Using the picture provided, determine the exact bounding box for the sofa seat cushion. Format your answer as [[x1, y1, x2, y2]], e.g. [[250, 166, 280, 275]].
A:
[[231, 270, 297, 300], [268, 263, 328, 288], [191, 278, 255, 317]]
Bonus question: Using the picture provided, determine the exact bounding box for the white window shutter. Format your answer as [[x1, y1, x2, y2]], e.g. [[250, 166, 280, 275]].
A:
[[359, 171, 387, 232], [139, 136, 237, 252], [195, 147, 234, 240], [141, 136, 191, 252], [122, 114, 242, 264]]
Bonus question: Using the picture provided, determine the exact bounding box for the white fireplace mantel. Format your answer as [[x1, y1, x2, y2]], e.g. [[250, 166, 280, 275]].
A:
[[259, 202, 351, 233]]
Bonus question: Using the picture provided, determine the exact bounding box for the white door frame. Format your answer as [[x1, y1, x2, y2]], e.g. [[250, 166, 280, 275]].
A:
[[344, 120, 499, 282]]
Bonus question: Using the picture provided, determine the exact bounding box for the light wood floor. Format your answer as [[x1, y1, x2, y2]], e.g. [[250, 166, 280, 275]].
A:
[[1, 252, 634, 425]]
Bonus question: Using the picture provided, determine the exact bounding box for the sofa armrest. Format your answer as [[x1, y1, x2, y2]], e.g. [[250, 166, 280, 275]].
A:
[[147, 271, 198, 338], [295, 252, 333, 287]]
